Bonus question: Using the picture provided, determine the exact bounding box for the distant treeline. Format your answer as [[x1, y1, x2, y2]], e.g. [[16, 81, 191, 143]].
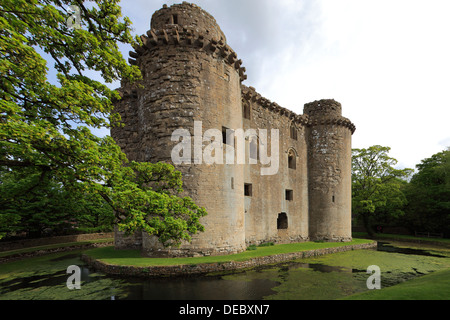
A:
[[352, 146, 450, 238]]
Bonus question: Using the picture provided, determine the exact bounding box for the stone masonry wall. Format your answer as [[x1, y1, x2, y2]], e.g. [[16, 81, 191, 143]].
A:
[[241, 86, 309, 246], [305, 100, 354, 241], [114, 2, 248, 257]]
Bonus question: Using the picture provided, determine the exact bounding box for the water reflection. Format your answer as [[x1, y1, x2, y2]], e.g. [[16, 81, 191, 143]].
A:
[[119, 276, 279, 300], [0, 241, 447, 300], [1, 270, 67, 293], [294, 263, 351, 273], [377, 242, 446, 257]]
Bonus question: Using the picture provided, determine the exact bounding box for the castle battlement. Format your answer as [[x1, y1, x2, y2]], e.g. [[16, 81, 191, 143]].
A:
[[241, 86, 356, 134], [128, 1, 247, 84], [241, 85, 308, 125], [129, 26, 247, 83], [152, 2, 227, 43]]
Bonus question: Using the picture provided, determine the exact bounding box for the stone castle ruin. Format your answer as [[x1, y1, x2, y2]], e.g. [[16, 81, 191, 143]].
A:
[[112, 2, 356, 257]]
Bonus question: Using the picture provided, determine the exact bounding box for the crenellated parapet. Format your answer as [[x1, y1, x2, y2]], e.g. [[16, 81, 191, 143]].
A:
[[241, 86, 355, 134], [115, 80, 140, 100], [307, 117, 356, 134], [241, 85, 309, 126], [304, 100, 356, 134], [151, 2, 227, 43], [128, 27, 247, 82]]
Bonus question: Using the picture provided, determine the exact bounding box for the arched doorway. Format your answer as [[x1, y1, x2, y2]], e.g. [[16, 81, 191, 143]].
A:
[[277, 213, 288, 230]]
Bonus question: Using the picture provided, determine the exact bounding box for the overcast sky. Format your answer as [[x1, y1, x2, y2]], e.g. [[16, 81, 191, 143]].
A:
[[114, 0, 450, 170]]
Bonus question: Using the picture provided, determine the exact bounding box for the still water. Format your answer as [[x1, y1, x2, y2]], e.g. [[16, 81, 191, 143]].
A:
[[0, 241, 449, 300]]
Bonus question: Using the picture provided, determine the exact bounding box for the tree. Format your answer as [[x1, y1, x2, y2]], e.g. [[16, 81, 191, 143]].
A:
[[108, 162, 207, 247], [402, 148, 450, 236], [0, 165, 116, 238], [0, 0, 207, 245], [74, 192, 115, 233], [352, 145, 413, 237], [0, 167, 79, 238]]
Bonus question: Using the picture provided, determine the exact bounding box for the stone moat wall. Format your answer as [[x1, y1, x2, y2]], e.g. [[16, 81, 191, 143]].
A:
[[81, 241, 377, 278]]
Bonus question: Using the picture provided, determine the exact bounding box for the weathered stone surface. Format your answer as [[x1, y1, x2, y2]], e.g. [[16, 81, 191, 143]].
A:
[[114, 227, 142, 250], [112, 3, 356, 257]]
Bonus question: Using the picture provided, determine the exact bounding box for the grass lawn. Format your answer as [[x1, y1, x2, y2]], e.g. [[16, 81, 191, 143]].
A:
[[84, 238, 374, 267], [344, 268, 450, 300]]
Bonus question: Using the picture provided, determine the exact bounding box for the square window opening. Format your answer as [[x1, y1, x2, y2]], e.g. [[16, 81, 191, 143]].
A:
[[244, 183, 252, 197], [285, 190, 293, 201]]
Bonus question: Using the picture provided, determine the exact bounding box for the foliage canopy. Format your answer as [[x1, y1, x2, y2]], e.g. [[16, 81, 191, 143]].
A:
[[402, 149, 450, 236], [0, 0, 207, 245], [352, 145, 413, 236]]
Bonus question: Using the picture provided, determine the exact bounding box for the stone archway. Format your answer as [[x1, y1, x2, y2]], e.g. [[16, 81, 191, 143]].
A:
[[277, 212, 288, 230]]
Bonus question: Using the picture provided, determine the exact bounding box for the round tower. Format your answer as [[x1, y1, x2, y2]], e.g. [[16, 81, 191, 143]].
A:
[[304, 99, 355, 242], [115, 3, 247, 256]]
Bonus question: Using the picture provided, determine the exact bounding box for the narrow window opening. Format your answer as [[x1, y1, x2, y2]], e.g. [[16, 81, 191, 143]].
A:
[[172, 14, 178, 25], [231, 177, 234, 190], [285, 190, 293, 201], [290, 124, 298, 140], [277, 213, 288, 230], [222, 128, 226, 145], [222, 127, 234, 146], [332, 195, 335, 203], [244, 183, 252, 197], [288, 151, 296, 170], [250, 138, 258, 160], [243, 103, 251, 120]]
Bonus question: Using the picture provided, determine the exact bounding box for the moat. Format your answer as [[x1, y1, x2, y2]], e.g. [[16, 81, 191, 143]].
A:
[[0, 241, 449, 300]]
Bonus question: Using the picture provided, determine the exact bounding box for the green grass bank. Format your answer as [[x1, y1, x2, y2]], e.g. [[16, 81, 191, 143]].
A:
[[344, 268, 450, 300]]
